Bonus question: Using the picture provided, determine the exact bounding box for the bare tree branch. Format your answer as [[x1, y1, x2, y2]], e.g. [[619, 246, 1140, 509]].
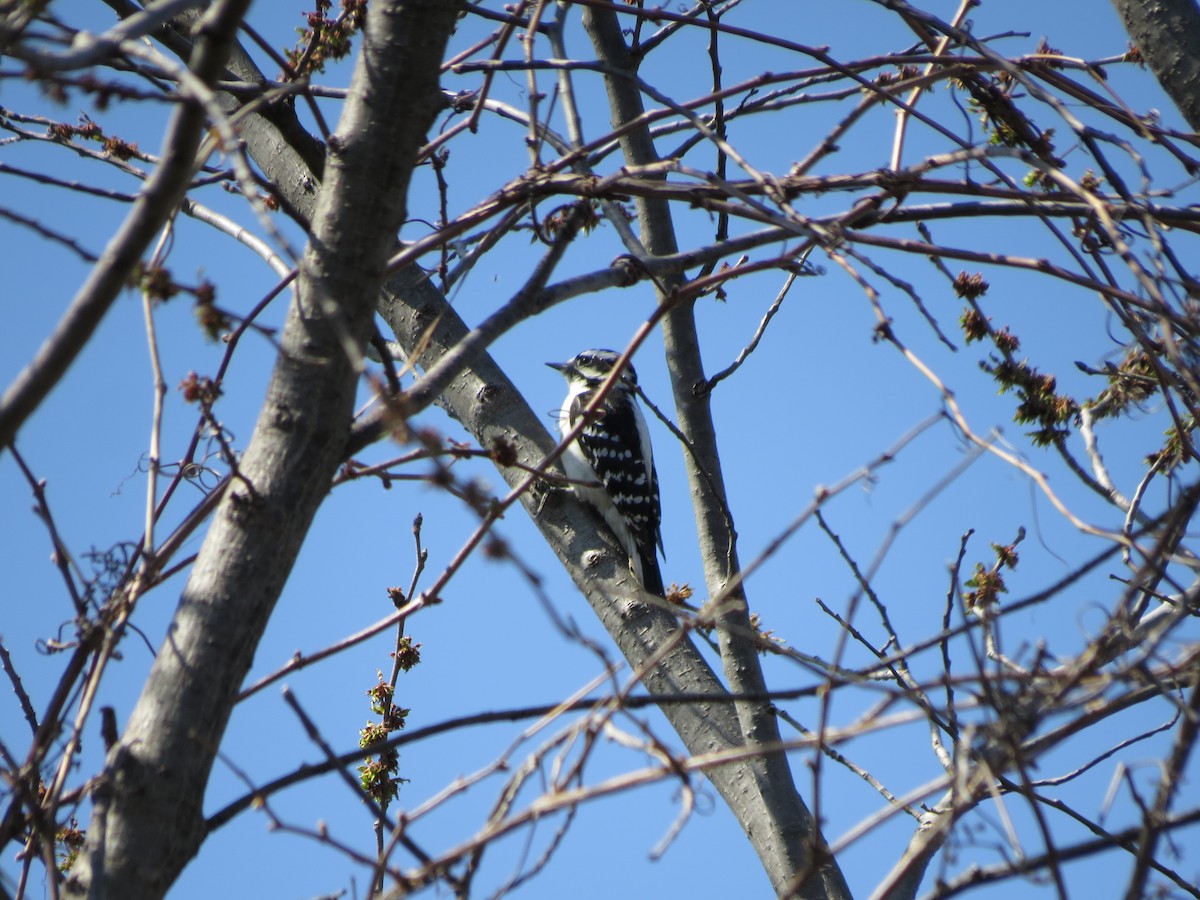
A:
[[0, 0, 250, 451]]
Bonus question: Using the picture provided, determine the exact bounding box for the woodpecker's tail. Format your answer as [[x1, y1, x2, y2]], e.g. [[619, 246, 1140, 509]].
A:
[[638, 548, 664, 597]]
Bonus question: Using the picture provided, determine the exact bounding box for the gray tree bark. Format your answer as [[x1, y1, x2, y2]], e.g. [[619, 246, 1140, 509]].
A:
[[1110, 0, 1200, 132], [64, 2, 464, 898]]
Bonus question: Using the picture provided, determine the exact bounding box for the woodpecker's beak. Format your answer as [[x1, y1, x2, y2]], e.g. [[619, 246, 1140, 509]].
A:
[[546, 361, 569, 373]]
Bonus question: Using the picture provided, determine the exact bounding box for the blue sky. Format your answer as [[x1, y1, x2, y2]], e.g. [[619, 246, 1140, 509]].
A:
[[3, 2, 1199, 897]]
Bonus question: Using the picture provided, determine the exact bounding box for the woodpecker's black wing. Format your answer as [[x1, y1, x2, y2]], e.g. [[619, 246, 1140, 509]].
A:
[[574, 392, 664, 594]]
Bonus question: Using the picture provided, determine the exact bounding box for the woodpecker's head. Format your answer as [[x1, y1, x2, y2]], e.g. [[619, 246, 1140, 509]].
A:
[[547, 349, 638, 391]]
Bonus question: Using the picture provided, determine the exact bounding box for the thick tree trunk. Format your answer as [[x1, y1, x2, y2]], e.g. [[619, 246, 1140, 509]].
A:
[[64, 3, 464, 898]]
